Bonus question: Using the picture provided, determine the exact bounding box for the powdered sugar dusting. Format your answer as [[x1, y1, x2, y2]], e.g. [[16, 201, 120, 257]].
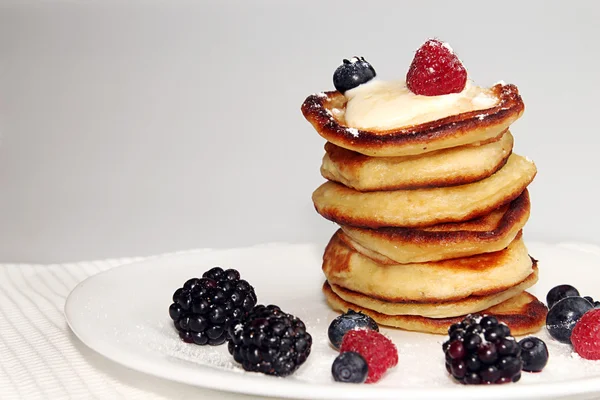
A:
[[234, 323, 243, 335], [347, 127, 360, 137], [424, 39, 454, 54], [441, 41, 454, 53]]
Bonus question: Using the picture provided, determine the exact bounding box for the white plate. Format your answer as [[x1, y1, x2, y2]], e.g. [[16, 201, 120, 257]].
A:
[[65, 241, 600, 399]]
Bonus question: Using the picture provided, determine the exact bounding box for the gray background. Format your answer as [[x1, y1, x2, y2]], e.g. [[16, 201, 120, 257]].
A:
[[0, 0, 598, 263]]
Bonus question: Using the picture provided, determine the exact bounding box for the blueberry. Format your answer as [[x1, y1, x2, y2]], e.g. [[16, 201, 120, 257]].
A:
[[333, 57, 376, 94], [327, 310, 378, 349], [518, 337, 549, 372], [331, 352, 368, 383], [547, 284, 580, 310], [546, 296, 592, 343]]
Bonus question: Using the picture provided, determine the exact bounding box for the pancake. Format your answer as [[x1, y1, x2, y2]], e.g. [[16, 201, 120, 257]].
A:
[[321, 130, 513, 191], [323, 230, 533, 303], [323, 282, 547, 335], [301, 83, 524, 157], [341, 190, 530, 264], [328, 266, 537, 318], [313, 153, 536, 228]]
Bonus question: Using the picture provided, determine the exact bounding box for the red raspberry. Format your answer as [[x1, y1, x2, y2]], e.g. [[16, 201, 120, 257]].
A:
[[406, 39, 467, 96], [339, 329, 398, 383], [572, 308, 600, 360]]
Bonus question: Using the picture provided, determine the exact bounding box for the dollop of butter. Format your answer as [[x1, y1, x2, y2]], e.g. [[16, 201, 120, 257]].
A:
[[343, 80, 499, 130]]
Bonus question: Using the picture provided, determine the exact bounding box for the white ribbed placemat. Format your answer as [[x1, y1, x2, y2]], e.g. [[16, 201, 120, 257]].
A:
[[0, 255, 261, 400]]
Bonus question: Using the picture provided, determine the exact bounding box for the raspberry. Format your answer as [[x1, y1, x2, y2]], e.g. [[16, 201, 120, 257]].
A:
[[406, 39, 467, 96], [339, 329, 398, 383], [571, 308, 600, 360]]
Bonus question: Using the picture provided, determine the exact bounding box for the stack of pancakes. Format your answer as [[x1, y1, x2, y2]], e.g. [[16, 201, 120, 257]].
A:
[[301, 84, 547, 335]]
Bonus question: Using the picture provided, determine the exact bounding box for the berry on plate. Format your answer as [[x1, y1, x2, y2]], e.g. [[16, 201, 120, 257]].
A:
[[339, 329, 398, 383], [581, 296, 600, 308], [546, 284, 580, 310], [227, 304, 312, 377], [443, 315, 522, 385], [571, 308, 600, 360], [333, 56, 376, 94], [328, 309, 379, 349], [518, 337, 549, 372], [546, 296, 593, 344], [169, 267, 257, 345], [406, 39, 467, 96], [331, 351, 369, 383]]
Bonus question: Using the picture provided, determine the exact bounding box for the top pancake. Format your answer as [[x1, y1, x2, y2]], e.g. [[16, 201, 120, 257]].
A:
[[301, 84, 524, 157], [321, 130, 513, 191]]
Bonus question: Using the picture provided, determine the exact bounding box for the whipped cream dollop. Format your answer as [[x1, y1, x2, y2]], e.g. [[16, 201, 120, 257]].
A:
[[343, 79, 499, 130]]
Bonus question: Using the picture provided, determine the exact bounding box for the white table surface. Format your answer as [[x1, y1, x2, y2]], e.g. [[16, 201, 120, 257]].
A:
[[0, 256, 274, 400]]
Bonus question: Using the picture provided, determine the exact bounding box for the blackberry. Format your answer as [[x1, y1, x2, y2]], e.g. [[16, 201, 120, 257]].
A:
[[443, 314, 522, 384], [168, 267, 257, 346], [227, 304, 312, 377]]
